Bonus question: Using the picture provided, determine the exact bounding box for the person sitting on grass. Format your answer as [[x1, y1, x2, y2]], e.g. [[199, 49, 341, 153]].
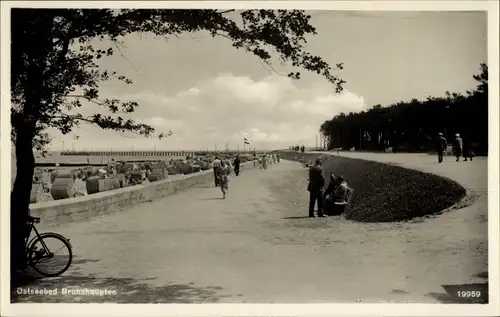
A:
[[323, 174, 349, 215]]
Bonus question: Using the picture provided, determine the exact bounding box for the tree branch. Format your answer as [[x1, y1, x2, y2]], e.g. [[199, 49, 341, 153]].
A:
[[111, 39, 140, 73], [213, 31, 288, 78], [218, 9, 236, 15], [49, 112, 172, 139]]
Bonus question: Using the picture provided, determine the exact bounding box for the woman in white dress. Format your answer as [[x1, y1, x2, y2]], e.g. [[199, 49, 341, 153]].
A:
[[218, 160, 230, 199]]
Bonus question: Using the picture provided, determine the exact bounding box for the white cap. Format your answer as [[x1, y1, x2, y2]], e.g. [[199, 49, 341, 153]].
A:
[[455, 133, 460, 137]]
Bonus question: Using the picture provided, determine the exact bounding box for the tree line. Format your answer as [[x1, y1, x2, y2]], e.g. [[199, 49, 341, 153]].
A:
[[320, 63, 488, 154]]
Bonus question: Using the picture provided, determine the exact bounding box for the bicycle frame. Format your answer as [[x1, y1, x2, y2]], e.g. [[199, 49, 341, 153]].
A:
[[25, 221, 51, 256], [23, 219, 74, 277]]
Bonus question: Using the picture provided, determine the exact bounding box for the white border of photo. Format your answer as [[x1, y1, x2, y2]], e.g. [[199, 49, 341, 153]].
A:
[[1, 1, 498, 316]]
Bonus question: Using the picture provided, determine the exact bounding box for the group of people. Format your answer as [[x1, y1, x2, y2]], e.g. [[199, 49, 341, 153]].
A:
[[256, 153, 280, 170], [435, 133, 474, 163], [307, 158, 350, 218], [290, 145, 306, 152], [211, 152, 280, 199]]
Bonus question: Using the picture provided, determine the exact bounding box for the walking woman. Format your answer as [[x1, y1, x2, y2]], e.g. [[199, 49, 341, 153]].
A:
[[219, 160, 230, 199], [453, 133, 463, 162]]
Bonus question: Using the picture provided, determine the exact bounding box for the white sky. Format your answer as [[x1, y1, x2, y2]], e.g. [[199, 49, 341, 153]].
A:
[[47, 10, 487, 151]]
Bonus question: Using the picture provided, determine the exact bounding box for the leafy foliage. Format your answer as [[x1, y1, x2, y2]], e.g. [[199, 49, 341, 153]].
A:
[[319, 63, 488, 153], [11, 8, 345, 153]]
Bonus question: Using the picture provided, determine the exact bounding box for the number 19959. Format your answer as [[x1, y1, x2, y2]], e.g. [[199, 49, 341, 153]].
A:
[[457, 290, 481, 298]]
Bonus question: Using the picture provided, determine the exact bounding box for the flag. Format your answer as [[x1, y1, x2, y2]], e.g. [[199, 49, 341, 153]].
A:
[[244, 138, 250, 145]]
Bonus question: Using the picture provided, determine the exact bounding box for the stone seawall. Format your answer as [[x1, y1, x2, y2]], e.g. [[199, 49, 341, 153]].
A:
[[30, 161, 257, 226]]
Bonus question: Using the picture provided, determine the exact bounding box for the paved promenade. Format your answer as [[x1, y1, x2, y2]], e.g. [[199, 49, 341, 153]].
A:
[[12, 152, 488, 303]]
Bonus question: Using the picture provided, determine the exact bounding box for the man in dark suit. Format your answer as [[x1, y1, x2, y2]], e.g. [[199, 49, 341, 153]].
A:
[[435, 132, 447, 163], [233, 155, 241, 176], [308, 158, 325, 218]]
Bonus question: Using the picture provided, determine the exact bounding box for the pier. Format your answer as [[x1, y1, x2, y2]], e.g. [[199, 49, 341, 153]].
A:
[[60, 150, 259, 157]]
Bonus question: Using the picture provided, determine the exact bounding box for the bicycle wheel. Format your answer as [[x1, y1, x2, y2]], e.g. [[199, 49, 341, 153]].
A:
[[28, 233, 72, 277]]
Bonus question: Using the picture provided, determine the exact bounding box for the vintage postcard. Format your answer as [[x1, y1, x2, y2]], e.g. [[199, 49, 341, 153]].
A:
[[1, 1, 498, 316]]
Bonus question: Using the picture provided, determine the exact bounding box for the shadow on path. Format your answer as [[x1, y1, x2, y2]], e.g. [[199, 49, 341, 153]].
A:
[[71, 258, 101, 265], [12, 257, 228, 303], [196, 185, 216, 189], [12, 274, 228, 303], [474, 271, 488, 279]]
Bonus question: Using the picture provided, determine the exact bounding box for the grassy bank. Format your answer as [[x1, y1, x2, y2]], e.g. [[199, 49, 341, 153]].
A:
[[279, 151, 466, 222]]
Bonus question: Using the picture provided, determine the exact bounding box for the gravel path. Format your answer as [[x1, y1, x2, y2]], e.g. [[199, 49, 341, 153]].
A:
[[12, 153, 488, 303]]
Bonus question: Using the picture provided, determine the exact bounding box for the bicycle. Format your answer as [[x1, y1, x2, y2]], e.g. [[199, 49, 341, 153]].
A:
[[24, 215, 73, 277]]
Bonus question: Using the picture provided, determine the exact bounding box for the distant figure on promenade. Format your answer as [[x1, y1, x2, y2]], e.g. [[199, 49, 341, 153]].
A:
[[253, 152, 257, 167], [308, 159, 325, 218], [276, 153, 280, 163], [233, 155, 241, 176], [224, 159, 233, 175], [462, 135, 474, 161], [453, 133, 463, 162], [219, 160, 230, 199], [435, 132, 447, 163], [262, 154, 268, 170], [212, 156, 221, 187]]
